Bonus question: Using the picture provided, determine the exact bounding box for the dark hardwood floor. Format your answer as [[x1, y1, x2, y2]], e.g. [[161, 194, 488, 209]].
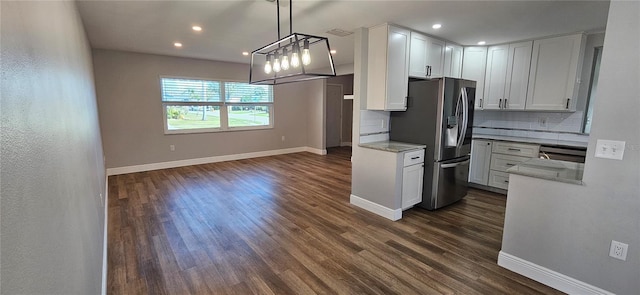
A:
[[107, 147, 562, 294]]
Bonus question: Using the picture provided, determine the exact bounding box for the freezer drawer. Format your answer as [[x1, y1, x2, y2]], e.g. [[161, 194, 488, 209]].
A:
[[425, 157, 470, 210]]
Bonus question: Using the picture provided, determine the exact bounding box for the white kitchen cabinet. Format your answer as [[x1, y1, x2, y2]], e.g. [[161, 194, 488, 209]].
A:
[[469, 139, 492, 186], [488, 141, 540, 191], [402, 163, 424, 210], [444, 43, 463, 78], [483, 44, 509, 110], [462, 46, 487, 109], [503, 41, 533, 110], [367, 24, 410, 111], [526, 34, 586, 111], [409, 32, 445, 78]]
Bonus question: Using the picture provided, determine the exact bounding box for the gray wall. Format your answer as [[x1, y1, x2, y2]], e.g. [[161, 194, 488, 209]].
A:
[[93, 49, 324, 168], [501, 1, 639, 294], [306, 79, 326, 151], [576, 32, 606, 114], [1, 1, 106, 294]]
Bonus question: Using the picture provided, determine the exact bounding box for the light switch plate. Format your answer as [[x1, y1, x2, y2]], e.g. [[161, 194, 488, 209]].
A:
[[594, 139, 626, 160]]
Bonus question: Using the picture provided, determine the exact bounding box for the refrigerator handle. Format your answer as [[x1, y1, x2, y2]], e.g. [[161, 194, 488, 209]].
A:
[[457, 87, 469, 149], [441, 159, 471, 169]]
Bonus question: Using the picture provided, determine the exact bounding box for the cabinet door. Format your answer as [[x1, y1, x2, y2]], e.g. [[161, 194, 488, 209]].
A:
[[426, 36, 446, 78], [409, 32, 428, 78], [526, 34, 585, 111], [504, 41, 532, 110], [367, 24, 409, 111], [462, 46, 487, 109], [483, 45, 509, 110], [385, 26, 410, 110], [469, 139, 492, 185], [444, 43, 463, 78], [402, 163, 424, 210]]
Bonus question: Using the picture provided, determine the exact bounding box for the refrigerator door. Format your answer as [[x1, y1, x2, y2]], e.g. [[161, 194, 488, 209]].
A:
[[426, 156, 471, 210], [437, 78, 475, 161]]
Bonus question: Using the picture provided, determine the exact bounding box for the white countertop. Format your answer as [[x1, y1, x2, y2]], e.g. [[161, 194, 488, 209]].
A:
[[473, 134, 588, 148], [359, 141, 426, 153], [507, 158, 584, 185]]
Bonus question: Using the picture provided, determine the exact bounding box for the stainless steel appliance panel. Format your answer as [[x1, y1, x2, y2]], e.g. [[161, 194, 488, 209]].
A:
[[438, 78, 475, 161], [429, 156, 471, 210]]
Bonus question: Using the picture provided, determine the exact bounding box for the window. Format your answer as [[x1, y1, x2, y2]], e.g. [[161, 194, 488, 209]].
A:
[[161, 77, 273, 134]]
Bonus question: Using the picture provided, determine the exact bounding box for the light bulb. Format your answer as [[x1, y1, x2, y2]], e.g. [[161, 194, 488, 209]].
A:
[[302, 39, 311, 66], [281, 55, 289, 70], [264, 55, 272, 74], [273, 54, 281, 73], [291, 44, 300, 68], [302, 48, 311, 66]]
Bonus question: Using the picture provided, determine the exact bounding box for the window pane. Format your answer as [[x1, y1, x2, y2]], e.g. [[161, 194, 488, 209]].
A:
[[166, 105, 221, 130], [224, 82, 273, 102], [161, 78, 220, 102], [227, 106, 271, 127]]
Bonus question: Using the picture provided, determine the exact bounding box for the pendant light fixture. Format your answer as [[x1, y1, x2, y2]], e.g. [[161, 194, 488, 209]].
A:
[[249, 0, 336, 85]]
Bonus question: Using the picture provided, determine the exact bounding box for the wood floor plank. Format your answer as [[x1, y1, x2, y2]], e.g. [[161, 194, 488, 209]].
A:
[[107, 147, 564, 294]]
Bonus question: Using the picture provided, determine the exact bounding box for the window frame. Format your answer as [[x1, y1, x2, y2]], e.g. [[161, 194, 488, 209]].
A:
[[160, 76, 274, 134]]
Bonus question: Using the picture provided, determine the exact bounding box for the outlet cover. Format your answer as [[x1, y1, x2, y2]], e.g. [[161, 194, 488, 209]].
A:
[[609, 240, 628, 261], [594, 139, 625, 160]]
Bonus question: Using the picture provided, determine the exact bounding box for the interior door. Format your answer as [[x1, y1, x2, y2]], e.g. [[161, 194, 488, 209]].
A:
[[325, 84, 343, 148]]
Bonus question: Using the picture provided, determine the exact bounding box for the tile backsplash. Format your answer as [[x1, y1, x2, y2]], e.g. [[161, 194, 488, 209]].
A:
[[473, 110, 585, 133], [359, 110, 390, 143], [473, 110, 589, 143]]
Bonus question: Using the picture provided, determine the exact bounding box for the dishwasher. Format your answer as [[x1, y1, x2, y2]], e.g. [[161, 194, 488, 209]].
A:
[[538, 145, 587, 163]]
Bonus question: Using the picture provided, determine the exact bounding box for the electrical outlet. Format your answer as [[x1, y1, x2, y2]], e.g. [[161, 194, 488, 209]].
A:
[[609, 240, 628, 261], [538, 117, 548, 128], [169, 144, 175, 151], [595, 139, 626, 160]]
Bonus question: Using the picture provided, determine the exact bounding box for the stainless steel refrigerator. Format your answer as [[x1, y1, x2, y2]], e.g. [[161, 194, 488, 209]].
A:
[[390, 78, 475, 210]]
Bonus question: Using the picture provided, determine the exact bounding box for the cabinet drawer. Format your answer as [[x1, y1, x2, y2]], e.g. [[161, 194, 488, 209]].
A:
[[488, 170, 510, 190], [490, 154, 530, 172], [403, 149, 425, 166], [492, 141, 540, 157]]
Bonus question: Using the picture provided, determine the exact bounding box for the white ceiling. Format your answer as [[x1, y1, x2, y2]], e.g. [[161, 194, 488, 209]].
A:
[[77, 0, 610, 67]]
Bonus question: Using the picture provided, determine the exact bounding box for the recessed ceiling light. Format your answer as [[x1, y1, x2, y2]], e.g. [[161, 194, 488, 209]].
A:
[[330, 50, 337, 54], [192, 26, 202, 32], [174, 42, 183, 48], [242, 51, 249, 56], [432, 24, 442, 29], [477, 41, 486, 45]]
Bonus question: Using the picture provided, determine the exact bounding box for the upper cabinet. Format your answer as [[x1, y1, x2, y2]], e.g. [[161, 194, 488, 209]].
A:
[[367, 24, 410, 111], [526, 34, 586, 111], [409, 32, 445, 78], [462, 46, 488, 109], [444, 43, 463, 78], [484, 41, 533, 110]]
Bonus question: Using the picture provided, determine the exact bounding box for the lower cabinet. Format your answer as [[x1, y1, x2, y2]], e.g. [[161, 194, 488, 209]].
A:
[[469, 139, 492, 185], [401, 149, 425, 209], [402, 163, 424, 209], [469, 139, 540, 191]]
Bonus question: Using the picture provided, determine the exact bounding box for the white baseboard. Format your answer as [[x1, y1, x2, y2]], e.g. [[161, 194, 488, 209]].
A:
[[497, 251, 614, 295], [341, 142, 352, 147], [350, 194, 402, 221], [306, 147, 327, 155], [106, 147, 312, 175], [101, 175, 108, 295]]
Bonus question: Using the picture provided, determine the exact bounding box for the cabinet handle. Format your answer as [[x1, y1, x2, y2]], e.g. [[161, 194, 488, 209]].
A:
[[504, 180, 509, 183], [479, 98, 483, 108], [566, 98, 570, 109], [507, 148, 521, 151], [499, 99, 503, 109], [411, 156, 420, 160], [506, 163, 515, 166]]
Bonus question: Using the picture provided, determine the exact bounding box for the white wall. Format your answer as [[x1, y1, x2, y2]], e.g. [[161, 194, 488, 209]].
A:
[[1, 1, 106, 294], [500, 1, 639, 294], [93, 49, 326, 169]]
